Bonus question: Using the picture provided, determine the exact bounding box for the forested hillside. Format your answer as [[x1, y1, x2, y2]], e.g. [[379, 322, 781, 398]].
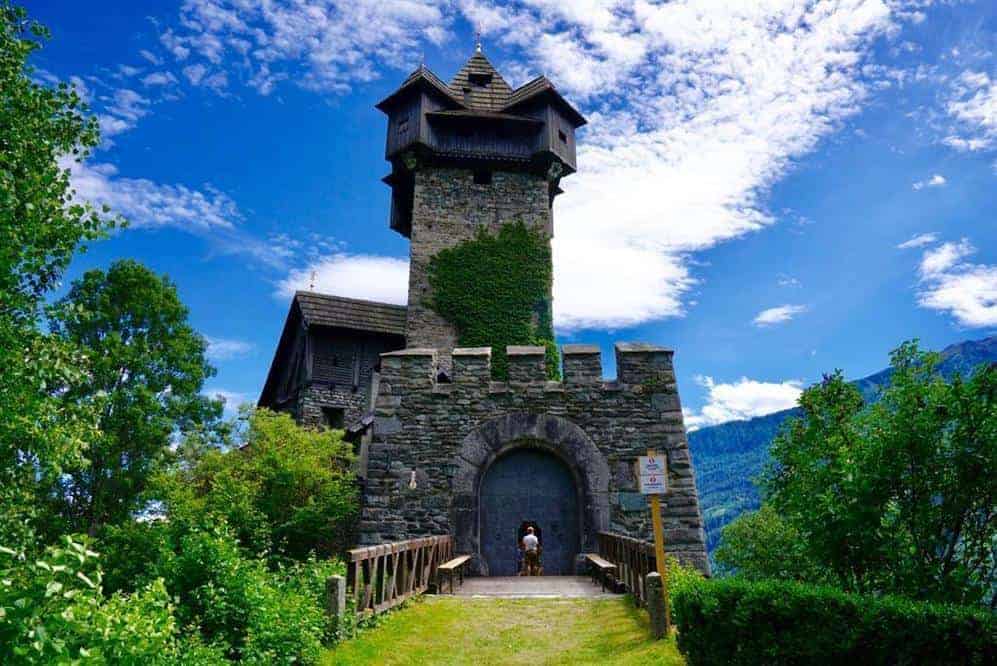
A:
[[689, 336, 997, 553]]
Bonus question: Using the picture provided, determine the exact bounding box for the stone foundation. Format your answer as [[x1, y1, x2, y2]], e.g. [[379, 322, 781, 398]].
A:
[[360, 343, 710, 575]]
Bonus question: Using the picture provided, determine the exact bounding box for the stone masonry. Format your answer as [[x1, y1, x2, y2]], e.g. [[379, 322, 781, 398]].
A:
[[360, 343, 711, 575], [295, 382, 369, 430], [405, 166, 553, 355]]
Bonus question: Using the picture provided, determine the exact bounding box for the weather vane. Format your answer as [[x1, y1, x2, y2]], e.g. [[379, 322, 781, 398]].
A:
[[309, 270, 316, 291], [475, 27, 482, 53]]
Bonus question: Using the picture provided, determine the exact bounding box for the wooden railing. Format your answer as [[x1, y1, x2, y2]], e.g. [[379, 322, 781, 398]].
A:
[[346, 535, 453, 616], [597, 531, 656, 606]]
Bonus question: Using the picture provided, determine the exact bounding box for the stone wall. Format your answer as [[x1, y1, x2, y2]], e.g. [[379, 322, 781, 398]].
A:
[[405, 167, 553, 356], [296, 381, 369, 430], [360, 343, 710, 575]]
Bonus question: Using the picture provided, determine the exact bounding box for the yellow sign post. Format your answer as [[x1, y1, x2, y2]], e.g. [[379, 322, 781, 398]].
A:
[[638, 449, 671, 634]]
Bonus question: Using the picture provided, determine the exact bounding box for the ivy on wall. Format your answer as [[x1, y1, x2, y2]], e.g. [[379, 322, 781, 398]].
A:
[[427, 221, 559, 380]]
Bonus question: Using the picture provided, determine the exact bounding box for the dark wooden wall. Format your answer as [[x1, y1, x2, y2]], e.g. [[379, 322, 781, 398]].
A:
[[308, 328, 403, 392]]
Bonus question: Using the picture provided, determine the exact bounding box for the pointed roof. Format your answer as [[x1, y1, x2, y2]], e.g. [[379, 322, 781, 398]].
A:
[[376, 65, 463, 112], [376, 52, 585, 127], [503, 75, 587, 127], [448, 52, 514, 112]]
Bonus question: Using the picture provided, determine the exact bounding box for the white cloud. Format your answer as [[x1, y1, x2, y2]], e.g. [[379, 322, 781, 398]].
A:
[[463, 0, 902, 329], [165, 0, 452, 94], [897, 232, 938, 249], [139, 49, 163, 65], [915, 238, 997, 327], [912, 174, 946, 190], [683, 375, 803, 430], [276, 254, 409, 304], [919, 239, 973, 277], [944, 70, 997, 151], [753, 304, 808, 327], [204, 336, 254, 361], [63, 157, 241, 232], [182, 63, 208, 85], [131, 1, 915, 328], [141, 71, 178, 87]]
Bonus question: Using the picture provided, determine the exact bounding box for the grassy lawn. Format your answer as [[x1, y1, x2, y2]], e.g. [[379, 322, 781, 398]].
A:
[[322, 596, 685, 666]]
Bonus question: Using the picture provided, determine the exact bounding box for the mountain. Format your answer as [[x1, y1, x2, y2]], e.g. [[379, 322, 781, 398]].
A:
[[688, 336, 997, 554]]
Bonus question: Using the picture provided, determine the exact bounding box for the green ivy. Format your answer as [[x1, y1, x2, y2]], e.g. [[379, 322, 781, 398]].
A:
[[427, 221, 559, 380]]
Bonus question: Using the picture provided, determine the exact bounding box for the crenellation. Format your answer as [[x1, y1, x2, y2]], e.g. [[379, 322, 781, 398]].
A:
[[615, 342, 675, 386], [562, 344, 602, 384], [506, 345, 548, 383], [452, 347, 492, 383]]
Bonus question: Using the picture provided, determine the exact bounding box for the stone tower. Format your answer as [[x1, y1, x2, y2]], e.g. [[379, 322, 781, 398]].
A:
[[356, 52, 712, 577], [376, 49, 586, 353]]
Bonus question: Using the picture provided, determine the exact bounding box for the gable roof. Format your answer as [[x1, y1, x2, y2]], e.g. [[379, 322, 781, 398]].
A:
[[448, 52, 514, 112], [503, 75, 587, 127], [295, 291, 407, 336], [376, 65, 463, 112], [376, 52, 586, 128]]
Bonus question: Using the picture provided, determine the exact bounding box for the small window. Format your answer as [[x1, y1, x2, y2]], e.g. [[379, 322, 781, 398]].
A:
[[558, 129, 568, 143], [397, 118, 408, 135], [468, 72, 492, 87], [321, 407, 345, 429], [473, 170, 492, 185]]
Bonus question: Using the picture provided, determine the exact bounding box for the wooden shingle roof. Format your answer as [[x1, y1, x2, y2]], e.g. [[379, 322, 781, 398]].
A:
[[295, 291, 407, 336], [376, 65, 463, 111], [448, 52, 514, 112], [503, 75, 587, 127]]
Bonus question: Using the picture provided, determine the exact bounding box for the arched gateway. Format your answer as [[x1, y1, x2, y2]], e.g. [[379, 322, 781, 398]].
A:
[[359, 344, 711, 577], [453, 413, 610, 575]]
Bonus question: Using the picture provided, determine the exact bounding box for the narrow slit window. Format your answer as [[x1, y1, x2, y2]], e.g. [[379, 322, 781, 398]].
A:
[[558, 129, 568, 143]]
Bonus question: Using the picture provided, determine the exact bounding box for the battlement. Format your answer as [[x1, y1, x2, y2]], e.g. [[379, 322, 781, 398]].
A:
[[379, 342, 675, 390]]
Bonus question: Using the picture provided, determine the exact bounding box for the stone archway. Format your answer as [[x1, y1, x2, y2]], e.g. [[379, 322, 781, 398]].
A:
[[452, 413, 610, 575]]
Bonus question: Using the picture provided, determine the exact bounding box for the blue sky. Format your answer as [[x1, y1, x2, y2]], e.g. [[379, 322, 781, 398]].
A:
[[30, 0, 996, 427]]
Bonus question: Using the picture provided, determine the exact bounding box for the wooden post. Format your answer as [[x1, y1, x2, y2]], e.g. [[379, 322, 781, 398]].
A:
[[647, 448, 671, 634]]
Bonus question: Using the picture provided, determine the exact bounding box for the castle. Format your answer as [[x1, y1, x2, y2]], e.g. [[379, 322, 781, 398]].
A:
[[260, 48, 710, 576]]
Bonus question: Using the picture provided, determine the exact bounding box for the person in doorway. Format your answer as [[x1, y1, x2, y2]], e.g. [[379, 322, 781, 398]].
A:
[[521, 526, 541, 576]]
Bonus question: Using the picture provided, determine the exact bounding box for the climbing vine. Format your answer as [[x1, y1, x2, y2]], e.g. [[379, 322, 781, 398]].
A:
[[427, 221, 559, 380]]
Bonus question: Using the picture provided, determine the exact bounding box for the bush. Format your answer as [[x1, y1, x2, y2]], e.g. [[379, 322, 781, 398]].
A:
[[0, 536, 178, 664], [673, 577, 997, 666], [160, 408, 358, 562], [163, 526, 327, 663]]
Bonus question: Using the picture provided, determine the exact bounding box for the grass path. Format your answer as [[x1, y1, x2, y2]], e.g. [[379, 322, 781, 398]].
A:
[[322, 596, 685, 665]]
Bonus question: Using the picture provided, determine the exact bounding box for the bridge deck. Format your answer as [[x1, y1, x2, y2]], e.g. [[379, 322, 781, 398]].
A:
[[453, 575, 619, 598]]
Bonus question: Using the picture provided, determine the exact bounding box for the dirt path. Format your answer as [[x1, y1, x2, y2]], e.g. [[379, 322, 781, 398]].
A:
[[322, 596, 684, 666]]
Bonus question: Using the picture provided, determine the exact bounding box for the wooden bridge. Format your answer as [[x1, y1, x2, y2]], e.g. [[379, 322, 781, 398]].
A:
[[345, 531, 662, 617]]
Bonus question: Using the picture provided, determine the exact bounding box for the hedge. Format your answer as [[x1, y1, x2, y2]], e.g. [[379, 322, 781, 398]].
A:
[[673, 577, 996, 666]]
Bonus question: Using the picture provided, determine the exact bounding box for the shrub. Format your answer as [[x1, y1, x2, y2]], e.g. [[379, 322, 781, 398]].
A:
[[673, 577, 997, 666], [0, 536, 178, 664], [159, 408, 358, 562], [162, 526, 328, 663], [99, 520, 174, 594]]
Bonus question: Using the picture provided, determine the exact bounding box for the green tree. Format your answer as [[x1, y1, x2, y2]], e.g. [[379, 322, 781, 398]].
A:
[[713, 504, 823, 581], [158, 408, 358, 561], [47, 260, 220, 535], [719, 341, 997, 607], [0, 2, 114, 549]]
